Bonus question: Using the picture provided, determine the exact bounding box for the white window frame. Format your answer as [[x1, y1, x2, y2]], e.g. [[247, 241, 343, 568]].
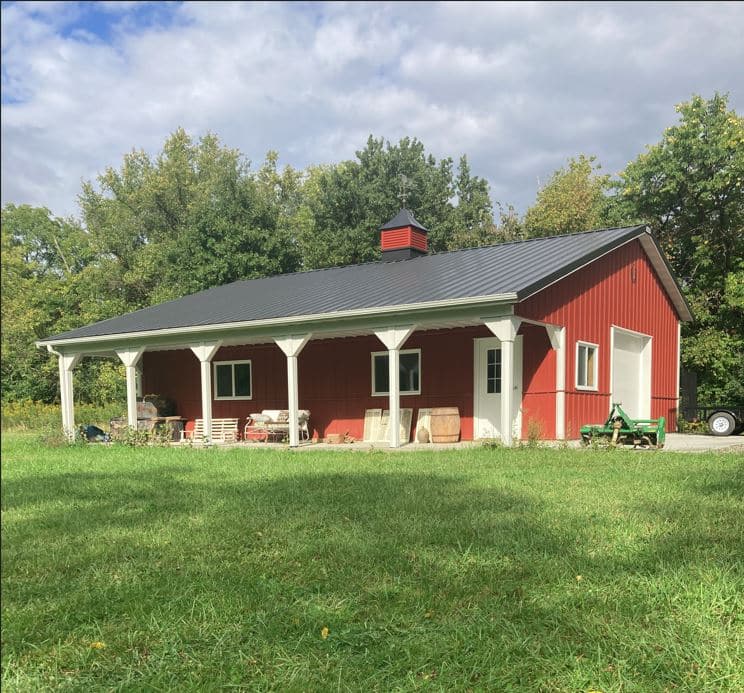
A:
[[371, 348, 422, 396], [575, 341, 599, 391], [213, 359, 253, 400]]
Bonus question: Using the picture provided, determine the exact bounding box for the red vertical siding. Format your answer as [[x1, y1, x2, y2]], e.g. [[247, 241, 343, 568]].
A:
[[519, 239, 680, 436], [143, 327, 493, 441]]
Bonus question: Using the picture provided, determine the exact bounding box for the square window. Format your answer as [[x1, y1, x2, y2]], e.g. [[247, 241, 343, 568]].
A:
[[576, 342, 598, 390], [372, 349, 421, 396], [213, 360, 252, 400]]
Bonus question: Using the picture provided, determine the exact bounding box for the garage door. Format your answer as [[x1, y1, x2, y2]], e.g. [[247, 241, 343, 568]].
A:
[[611, 328, 651, 418]]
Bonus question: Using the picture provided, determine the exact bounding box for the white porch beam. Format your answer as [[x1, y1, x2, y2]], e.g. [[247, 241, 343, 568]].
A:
[[116, 347, 146, 429], [484, 317, 521, 446], [546, 326, 566, 440], [274, 334, 312, 448], [374, 325, 416, 448], [190, 341, 222, 443]]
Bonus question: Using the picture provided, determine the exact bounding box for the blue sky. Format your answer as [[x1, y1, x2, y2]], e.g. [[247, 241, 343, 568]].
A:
[[2, 1, 743, 219]]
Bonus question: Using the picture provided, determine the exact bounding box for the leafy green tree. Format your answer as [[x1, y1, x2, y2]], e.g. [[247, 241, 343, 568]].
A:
[[524, 155, 626, 237], [619, 93, 744, 404], [1, 205, 124, 404], [296, 136, 497, 268], [79, 129, 302, 306]]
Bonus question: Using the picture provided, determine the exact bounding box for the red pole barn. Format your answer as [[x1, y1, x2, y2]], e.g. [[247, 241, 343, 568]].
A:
[[39, 209, 691, 447]]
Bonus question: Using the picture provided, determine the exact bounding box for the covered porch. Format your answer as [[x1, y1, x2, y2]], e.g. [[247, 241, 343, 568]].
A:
[[46, 307, 568, 448]]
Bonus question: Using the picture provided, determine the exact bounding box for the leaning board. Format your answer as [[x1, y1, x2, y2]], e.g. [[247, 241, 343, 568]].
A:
[[415, 408, 433, 443]]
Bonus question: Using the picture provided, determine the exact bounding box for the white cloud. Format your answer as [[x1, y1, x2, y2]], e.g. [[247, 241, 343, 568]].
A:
[[2, 1, 743, 220]]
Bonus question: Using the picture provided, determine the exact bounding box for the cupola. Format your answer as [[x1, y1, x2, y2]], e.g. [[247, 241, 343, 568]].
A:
[[380, 209, 429, 261]]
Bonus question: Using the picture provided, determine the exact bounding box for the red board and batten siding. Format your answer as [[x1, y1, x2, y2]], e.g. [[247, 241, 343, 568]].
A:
[[518, 238, 680, 437], [142, 327, 492, 442]]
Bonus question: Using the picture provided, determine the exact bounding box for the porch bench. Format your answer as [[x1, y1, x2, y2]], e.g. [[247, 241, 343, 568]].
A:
[[180, 418, 239, 444], [244, 410, 310, 442]]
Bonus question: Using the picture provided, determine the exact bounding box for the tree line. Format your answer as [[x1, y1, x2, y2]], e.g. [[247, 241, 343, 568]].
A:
[[2, 93, 742, 407]]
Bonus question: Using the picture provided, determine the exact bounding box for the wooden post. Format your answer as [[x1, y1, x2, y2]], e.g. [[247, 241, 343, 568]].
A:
[[51, 349, 82, 440], [190, 342, 222, 443], [374, 326, 416, 448], [546, 326, 566, 440], [274, 335, 312, 447], [484, 317, 521, 446], [116, 347, 146, 429]]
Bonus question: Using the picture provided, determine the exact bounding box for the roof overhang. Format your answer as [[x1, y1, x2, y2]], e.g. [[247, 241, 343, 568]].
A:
[[36, 292, 517, 355]]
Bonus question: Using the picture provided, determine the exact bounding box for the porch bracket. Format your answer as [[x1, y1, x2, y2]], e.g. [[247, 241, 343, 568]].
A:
[[374, 325, 416, 448], [190, 341, 223, 443], [545, 326, 566, 440], [274, 334, 312, 447], [47, 346, 82, 440], [483, 317, 521, 446], [116, 347, 146, 428]]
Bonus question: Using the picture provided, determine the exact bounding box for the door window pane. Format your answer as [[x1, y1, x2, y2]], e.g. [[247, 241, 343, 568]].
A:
[[486, 348, 501, 394]]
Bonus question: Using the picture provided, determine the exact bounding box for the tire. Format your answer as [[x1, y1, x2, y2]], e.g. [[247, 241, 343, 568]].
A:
[[708, 411, 736, 436]]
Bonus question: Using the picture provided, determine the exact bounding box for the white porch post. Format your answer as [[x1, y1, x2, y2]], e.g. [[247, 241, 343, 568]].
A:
[[190, 342, 222, 442], [546, 326, 566, 440], [374, 325, 416, 448], [116, 347, 146, 429], [51, 349, 82, 440], [484, 317, 521, 446], [274, 334, 312, 448]]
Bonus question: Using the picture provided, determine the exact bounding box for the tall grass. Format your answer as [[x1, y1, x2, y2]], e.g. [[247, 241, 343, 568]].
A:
[[2, 433, 742, 691], [1, 400, 125, 431]]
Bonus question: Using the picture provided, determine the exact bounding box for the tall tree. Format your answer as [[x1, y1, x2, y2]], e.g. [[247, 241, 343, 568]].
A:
[[296, 136, 497, 268], [79, 128, 301, 306], [619, 93, 744, 404], [524, 155, 626, 237], [1, 205, 124, 403]]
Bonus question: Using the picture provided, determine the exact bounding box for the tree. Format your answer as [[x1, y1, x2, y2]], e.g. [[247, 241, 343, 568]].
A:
[[296, 136, 497, 268], [79, 128, 302, 306], [619, 93, 744, 404], [1, 204, 124, 403], [524, 155, 626, 237]]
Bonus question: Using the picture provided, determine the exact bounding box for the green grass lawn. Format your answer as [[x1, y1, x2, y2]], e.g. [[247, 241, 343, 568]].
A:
[[2, 433, 743, 692]]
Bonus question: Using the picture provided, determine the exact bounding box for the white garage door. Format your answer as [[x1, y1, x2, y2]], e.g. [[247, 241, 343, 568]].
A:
[[611, 328, 651, 419]]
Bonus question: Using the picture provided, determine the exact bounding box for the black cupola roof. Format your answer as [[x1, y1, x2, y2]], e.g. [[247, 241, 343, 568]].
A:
[[380, 208, 428, 233]]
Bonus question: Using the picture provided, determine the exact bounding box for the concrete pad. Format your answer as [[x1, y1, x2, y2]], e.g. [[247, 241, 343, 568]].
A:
[[661, 433, 744, 453]]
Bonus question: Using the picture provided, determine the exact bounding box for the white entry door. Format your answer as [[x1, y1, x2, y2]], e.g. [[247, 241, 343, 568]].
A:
[[473, 337, 523, 440], [611, 327, 651, 418]]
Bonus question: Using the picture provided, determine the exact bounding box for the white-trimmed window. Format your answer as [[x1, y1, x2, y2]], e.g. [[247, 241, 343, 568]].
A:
[[371, 349, 421, 396], [576, 342, 598, 390], [214, 360, 252, 400]]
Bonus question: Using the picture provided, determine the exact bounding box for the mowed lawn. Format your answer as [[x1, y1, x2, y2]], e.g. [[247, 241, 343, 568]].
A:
[[2, 433, 743, 692]]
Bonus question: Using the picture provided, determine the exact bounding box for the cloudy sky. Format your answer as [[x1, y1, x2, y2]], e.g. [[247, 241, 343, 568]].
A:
[[2, 1, 742, 219]]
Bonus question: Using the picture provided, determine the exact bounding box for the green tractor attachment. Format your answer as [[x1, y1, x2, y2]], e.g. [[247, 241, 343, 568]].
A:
[[580, 403, 665, 449]]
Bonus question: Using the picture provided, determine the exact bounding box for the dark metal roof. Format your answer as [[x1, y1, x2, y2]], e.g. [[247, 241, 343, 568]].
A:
[[381, 208, 428, 232], [44, 225, 686, 343]]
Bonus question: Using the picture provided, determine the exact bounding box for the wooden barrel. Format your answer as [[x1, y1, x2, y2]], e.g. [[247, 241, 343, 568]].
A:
[[430, 407, 460, 443]]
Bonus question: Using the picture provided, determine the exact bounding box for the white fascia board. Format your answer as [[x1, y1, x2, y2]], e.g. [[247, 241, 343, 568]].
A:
[[36, 292, 517, 351]]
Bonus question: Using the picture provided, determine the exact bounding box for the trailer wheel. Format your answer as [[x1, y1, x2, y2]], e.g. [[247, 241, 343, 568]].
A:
[[708, 411, 736, 436]]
